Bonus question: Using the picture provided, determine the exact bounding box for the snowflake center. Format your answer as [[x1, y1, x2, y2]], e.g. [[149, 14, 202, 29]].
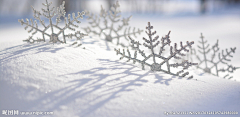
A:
[[105, 35, 113, 42], [204, 68, 211, 73], [151, 63, 161, 71], [213, 46, 219, 52], [29, 38, 34, 43], [76, 33, 81, 38], [50, 34, 59, 43], [227, 66, 234, 73], [183, 62, 189, 67]]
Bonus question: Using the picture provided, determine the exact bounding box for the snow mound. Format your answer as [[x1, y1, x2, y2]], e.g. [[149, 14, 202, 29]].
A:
[[1, 15, 240, 117]]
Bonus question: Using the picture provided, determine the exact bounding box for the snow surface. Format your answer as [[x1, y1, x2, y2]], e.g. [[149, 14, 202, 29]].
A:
[[1, 14, 240, 117]]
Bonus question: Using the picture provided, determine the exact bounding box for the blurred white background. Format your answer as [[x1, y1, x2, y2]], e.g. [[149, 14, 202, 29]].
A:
[[1, 0, 240, 25]]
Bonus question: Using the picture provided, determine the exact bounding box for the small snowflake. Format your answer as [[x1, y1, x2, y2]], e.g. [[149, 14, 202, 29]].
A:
[[191, 33, 239, 79], [83, 1, 143, 47]]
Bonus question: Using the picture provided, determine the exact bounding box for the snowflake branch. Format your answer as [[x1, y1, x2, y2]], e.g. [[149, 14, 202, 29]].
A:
[[170, 60, 198, 69], [123, 27, 143, 39], [83, 11, 106, 36], [56, 1, 66, 25], [110, 27, 142, 46], [159, 31, 171, 56], [23, 36, 45, 43], [62, 11, 85, 32], [210, 39, 219, 62], [117, 16, 132, 31], [160, 41, 194, 65], [210, 47, 236, 69], [114, 48, 151, 70], [198, 33, 210, 68], [108, 1, 121, 23], [31, 6, 46, 28]]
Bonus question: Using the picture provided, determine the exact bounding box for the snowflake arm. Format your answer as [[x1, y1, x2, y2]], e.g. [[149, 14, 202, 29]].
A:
[[18, 18, 50, 43], [65, 31, 88, 46], [61, 11, 85, 31], [56, 1, 66, 25], [31, 6, 47, 28], [83, 11, 106, 36], [111, 27, 143, 46], [108, 1, 121, 23]]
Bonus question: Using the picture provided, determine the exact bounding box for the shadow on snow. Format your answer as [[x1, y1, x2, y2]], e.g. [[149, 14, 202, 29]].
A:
[[26, 59, 180, 116], [0, 43, 65, 62]]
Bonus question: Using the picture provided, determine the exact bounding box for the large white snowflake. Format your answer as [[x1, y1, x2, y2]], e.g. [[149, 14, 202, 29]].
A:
[[18, 0, 87, 46], [115, 22, 198, 79]]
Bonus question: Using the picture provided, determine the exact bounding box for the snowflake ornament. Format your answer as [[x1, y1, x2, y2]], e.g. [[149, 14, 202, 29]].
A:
[[191, 33, 239, 79], [18, 0, 87, 46], [115, 22, 198, 79], [83, 1, 143, 47]]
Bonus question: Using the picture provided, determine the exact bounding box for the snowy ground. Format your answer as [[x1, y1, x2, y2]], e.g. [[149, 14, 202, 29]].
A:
[[1, 13, 240, 117]]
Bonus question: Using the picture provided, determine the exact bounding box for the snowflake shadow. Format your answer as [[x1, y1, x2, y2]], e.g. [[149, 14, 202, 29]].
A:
[[0, 43, 64, 62], [22, 59, 181, 116], [154, 74, 176, 85]]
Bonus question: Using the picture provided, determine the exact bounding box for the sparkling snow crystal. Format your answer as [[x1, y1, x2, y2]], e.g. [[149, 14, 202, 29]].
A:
[[115, 22, 198, 79], [18, 0, 87, 46], [191, 33, 239, 79], [83, 1, 143, 47]]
